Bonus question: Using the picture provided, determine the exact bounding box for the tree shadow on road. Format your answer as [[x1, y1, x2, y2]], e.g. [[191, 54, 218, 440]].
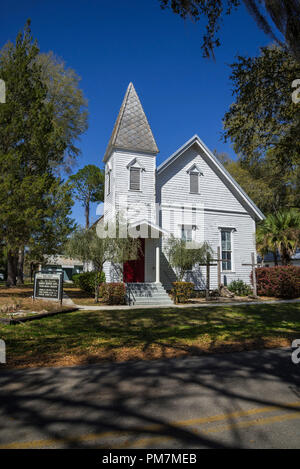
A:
[[0, 347, 299, 448]]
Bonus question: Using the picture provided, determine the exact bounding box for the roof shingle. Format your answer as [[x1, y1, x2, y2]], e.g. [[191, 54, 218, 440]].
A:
[[103, 83, 159, 161]]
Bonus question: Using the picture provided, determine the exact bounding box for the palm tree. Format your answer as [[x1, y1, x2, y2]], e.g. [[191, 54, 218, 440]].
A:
[[256, 209, 300, 265]]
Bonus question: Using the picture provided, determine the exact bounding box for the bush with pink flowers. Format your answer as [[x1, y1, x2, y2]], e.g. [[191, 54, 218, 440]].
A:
[[252, 266, 300, 298]]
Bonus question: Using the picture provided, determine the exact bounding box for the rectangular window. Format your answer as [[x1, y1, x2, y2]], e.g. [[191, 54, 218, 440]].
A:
[[130, 167, 141, 191], [107, 171, 110, 195], [221, 229, 232, 271], [190, 172, 199, 193], [181, 225, 193, 242]]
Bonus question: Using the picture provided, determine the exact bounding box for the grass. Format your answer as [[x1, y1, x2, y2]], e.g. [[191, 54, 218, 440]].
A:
[[0, 302, 299, 368]]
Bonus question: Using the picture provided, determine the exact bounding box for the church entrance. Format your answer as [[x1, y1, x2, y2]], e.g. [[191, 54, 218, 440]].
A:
[[123, 238, 145, 283]]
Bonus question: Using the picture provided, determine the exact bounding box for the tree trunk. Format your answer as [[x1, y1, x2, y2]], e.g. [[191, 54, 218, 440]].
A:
[[281, 248, 291, 266], [6, 250, 17, 286], [30, 262, 34, 283], [273, 251, 278, 266], [16, 247, 25, 285], [85, 202, 90, 229], [95, 272, 99, 303]]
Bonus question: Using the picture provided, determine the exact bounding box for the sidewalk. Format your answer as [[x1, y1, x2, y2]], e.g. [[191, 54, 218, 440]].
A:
[[74, 298, 300, 311]]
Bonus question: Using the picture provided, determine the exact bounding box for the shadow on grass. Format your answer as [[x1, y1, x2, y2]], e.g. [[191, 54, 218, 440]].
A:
[[1, 303, 300, 367]]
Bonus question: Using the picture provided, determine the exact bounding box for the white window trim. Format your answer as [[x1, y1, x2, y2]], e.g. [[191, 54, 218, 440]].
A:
[[219, 227, 236, 273]]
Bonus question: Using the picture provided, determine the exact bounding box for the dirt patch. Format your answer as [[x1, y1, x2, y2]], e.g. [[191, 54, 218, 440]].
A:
[[0, 297, 72, 316]]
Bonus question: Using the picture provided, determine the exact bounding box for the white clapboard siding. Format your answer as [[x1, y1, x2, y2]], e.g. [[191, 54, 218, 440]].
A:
[[157, 146, 247, 212], [104, 150, 157, 226], [157, 145, 257, 290]]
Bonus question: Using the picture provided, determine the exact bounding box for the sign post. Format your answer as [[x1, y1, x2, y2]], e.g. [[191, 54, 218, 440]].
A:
[[34, 272, 63, 304]]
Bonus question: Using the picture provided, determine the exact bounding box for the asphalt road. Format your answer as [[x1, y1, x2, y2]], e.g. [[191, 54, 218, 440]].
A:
[[0, 348, 300, 449]]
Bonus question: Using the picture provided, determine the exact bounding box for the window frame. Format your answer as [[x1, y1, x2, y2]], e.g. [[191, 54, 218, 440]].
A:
[[181, 225, 193, 243], [220, 228, 234, 272]]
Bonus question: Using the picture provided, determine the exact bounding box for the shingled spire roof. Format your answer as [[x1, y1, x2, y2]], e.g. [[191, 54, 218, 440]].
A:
[[103, 83, 159, 162]]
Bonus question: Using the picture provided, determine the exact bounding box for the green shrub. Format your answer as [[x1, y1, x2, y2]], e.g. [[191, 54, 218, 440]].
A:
[[252, 266, 300, 299], [72, 271, 105, 295], [99, 282, 126, 305], [171, 282, 194, 304], [228, 279, 252, 297]]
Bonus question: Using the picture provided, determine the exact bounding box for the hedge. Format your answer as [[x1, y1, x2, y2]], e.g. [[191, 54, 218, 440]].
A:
[[171, 282, 194, 304], [72, 271, 105, 295], [252, 266, 300, 299], [99, 282, 127, 305]]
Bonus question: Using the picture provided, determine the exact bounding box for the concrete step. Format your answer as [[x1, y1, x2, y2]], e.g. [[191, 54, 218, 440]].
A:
[[133, 296, 173, 302], [126, 282, 174, 306]]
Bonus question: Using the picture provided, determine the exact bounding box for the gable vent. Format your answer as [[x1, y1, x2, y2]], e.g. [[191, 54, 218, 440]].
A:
[[190, 172, 199, 193], [130, 167, 141, 191]]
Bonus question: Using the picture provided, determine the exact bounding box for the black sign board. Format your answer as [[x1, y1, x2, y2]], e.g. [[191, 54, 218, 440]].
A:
[[34, 273, 63, 302]]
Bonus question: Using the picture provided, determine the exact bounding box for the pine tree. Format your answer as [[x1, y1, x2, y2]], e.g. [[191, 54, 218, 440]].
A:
[[0, 21, 73, 285]]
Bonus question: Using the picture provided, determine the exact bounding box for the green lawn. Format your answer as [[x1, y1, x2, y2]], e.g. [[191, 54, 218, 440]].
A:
[[1, 302, 299, 368]]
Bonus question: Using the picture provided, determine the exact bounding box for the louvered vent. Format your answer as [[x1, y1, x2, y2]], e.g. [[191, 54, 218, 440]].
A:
[[130, 168, 141, 191], [190, 172, 199, 193]]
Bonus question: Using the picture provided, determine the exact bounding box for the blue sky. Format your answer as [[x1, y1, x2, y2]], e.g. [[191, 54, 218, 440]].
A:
[[0, 0, 271, 226]]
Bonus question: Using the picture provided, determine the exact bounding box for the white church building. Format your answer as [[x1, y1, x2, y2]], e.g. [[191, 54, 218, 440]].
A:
[[100, 83, 264, 304]]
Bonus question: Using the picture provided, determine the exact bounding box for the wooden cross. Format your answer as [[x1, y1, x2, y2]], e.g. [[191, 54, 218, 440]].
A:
[[211, 247, 225, 290], [197, 254, 217, 300], [196, 250, 258, 299], [242, 252, 259, 296]]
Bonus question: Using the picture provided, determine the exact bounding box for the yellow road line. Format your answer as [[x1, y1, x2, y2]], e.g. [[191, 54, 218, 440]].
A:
[[203, 411, 300, 435], [98, 412, 300, 449], [1, 401, 300, 449], [112, 412, 300, 449]]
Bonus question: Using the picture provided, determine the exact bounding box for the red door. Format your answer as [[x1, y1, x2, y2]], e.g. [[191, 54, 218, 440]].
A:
[[123, 238, 145, 282]]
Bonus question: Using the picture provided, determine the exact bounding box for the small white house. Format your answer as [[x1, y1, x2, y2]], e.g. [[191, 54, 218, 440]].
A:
[[100, 83, 264, 304], [258, 249, 300, 267]]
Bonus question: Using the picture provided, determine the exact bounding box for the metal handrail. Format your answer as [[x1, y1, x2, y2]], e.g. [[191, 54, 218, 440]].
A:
[[126, 283, 136, 306]]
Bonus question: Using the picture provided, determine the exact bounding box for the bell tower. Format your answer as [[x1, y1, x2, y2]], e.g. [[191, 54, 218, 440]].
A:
[[103, 83, 159, 226]]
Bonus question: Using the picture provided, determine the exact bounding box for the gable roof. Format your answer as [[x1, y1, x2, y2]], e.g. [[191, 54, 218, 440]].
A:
[[258, 248, 300, 263], [157, 135, 265, 221], [103, 83, 159, 162]]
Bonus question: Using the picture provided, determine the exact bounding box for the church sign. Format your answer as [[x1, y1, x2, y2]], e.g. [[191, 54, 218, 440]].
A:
[[34, 273, 63, 302]]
